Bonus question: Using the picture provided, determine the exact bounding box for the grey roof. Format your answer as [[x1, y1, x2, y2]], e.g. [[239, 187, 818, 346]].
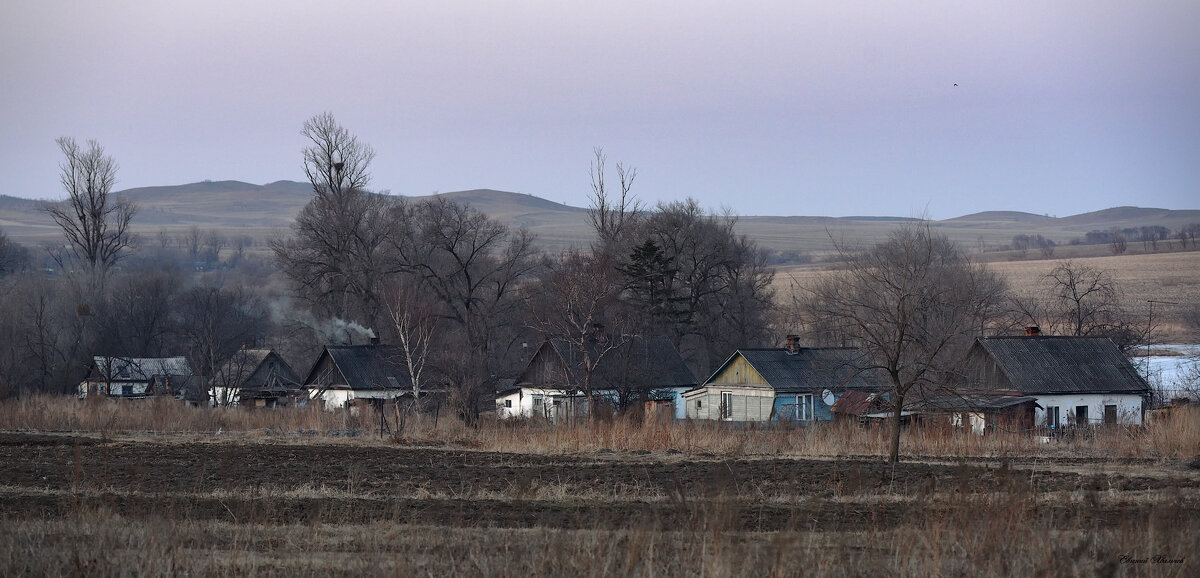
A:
[[91, 357, 193, 381], [521, 335, 698, 391], [713, 348, 891, 393], [913, 394, 1042, 412], [308, 345, 411, 390], [973, 336, 1150, 395], [214, 349, 300, 390]]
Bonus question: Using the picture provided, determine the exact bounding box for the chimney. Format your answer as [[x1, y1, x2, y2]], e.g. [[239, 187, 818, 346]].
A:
[[1025, 326, 1041, 336], [785, 334, 801, 355]]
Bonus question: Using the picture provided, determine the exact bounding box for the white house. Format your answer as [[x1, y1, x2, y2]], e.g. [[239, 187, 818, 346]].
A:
[[961, 336, 1151, 428], [498, 336, 698, 421], [302, 344, 419, 411], [78, 356, 196, 399]]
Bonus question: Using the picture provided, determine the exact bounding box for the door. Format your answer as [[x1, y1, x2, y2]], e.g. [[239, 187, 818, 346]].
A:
[[1104, 404, 1117, 425], [1046, 406, 1060, 430], [1075, 405, 1089, 427]]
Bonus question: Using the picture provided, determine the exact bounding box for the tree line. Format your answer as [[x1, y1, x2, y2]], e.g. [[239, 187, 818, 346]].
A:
[[1, 114, 1192, 455]]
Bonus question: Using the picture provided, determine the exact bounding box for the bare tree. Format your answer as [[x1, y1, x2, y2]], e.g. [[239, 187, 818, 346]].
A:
[[383, 276, 437, 405], [388, 197, 538, 422], [803, 222, 1008, 463], [527, 249, 625, 415], [44, 137, 136, 277], [1021, 261, 1143, 351], [0, 229, 30, 276], [271, 113, 394, 328], [588, 147, 642, 255]]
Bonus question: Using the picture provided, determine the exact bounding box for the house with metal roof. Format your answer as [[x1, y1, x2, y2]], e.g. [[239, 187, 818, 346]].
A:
[[960, 336, 1151, 428], [78, 356, 199, 400], [210, 349, 301, 408], [302, 344, 421, 411], [499, 335, 698, 421], [682, 340, 891, 422]]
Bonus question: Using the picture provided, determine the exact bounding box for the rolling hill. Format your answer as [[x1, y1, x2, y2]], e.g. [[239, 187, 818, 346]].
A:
[[4, 180, 1198, 255]]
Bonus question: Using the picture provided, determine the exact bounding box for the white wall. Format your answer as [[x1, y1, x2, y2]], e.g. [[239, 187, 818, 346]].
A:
[[1035, 393, 1144, 427], [315, 389, 405, 411]]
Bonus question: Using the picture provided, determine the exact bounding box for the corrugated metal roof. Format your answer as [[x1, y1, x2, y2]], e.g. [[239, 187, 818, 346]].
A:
[[913, 394, 1042, 412], [323, 345, 411, 390], [538, 335, 698, 390], [975, 337, 1150, 395], [722, 348, 891, 394], [91, 357, 193, 381]]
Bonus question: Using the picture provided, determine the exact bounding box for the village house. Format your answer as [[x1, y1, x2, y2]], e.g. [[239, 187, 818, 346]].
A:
[[78, 356, 199, 400], [683, 338, 890, 422], [301, 343, 425, 411], [959, 334, 1152, 428], [498, 335, 698, 421], [209, 349, 301, 408]]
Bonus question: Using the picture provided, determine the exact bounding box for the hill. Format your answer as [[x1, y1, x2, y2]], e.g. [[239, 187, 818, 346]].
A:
[[3, 180, 1197, 255]]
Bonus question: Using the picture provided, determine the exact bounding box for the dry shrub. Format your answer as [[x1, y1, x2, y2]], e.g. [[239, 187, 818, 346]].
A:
[[3, 395, 1199, 461]]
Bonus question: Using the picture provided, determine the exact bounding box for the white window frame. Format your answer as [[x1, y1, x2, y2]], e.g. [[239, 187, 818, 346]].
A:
[[720, 391, 733, 420]]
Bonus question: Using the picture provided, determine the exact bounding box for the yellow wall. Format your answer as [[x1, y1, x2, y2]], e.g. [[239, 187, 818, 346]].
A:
[[709, 355, 767, 386]]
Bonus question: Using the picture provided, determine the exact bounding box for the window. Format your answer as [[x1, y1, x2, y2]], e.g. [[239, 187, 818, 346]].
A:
[[1104, 404, 1117, 425], [1045, 406, 1060, 429], [696, 399, 703, 409], [504, 399, 512, 408], [532, 395, 544, 415], [720, 392, 733, 420], [797, 394, 815, 421], [1075, 405, 1089, 426]]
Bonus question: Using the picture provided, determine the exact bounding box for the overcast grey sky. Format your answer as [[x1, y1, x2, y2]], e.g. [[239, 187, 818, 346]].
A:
[[2, 1, 1196, 218]]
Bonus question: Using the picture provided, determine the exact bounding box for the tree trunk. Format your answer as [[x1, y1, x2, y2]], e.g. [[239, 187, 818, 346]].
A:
[[889, 392, 904, 464]]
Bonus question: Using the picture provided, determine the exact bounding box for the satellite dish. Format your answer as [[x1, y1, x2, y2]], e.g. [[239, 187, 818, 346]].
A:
[[822, 389, 836, 406]]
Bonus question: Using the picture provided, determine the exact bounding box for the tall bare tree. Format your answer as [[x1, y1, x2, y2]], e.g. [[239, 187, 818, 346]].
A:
[[588, 147, 642, 255], [272, 113, 394, 328], [803, 222, 1008, 463], [45, 137, 137, 276], [527, 249, 625, 415], [1012, 260, 1142, 351]]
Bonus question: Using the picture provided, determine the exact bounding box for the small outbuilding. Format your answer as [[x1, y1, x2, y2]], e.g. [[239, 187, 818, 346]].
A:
[[302, 344, 422, 411], [78, 356, 197, 400]]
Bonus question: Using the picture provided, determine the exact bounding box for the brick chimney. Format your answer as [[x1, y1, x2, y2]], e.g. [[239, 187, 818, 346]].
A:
[[784, 335, 801, 355], [1024, 326, 1041, 336]]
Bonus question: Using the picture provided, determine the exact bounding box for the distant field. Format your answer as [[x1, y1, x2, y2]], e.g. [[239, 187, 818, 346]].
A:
[[775, 250, 1200, 342]]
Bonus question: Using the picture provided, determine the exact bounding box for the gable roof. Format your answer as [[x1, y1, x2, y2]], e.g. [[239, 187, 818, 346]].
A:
[[516, 335, 697, 391], [90, 357, 193, 381], [303, 345, 411, 390], [213, 349, 299, 389], [971, 336, 1150, 395], [708, 348, 891, 394]]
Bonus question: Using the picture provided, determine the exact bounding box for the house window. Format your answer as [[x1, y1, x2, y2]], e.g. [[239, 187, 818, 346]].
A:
[[1075, 405, 1089, 426], [1104, 404, 1117, 425], [1045, 406, 1060, 429], [720, 391, 733, 420], [504, 399, 512, 408], [532, 395, 544, 415], [797, 394, 815, 421], [696, 399, 702, 409]]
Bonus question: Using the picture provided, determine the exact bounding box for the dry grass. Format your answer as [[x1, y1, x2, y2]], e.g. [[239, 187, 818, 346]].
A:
[[4, 395, 1199, 460], [1, 397, 1198, 576]]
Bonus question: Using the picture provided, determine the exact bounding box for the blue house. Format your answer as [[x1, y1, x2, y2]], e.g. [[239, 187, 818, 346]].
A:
[[682, 340, 890, 423]]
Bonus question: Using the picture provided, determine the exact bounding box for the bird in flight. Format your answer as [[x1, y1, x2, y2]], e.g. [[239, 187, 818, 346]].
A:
[[954, 83, 959, 87]]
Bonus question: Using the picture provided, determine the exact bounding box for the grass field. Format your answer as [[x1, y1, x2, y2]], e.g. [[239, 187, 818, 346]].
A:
[[777, 250, 1200, 342], [1, 397, 1198, 576]]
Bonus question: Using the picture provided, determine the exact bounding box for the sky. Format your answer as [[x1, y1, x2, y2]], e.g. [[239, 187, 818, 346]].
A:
[[1, 1, 1197, 219]]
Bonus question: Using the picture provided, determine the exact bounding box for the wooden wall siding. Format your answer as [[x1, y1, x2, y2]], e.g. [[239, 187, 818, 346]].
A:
[[964, 349, 1015, 393], [710, 357, 768, 386], [687, 387, 773, 421]]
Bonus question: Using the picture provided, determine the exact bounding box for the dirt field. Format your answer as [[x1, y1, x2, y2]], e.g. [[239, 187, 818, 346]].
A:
[[1, 431, 1196, 576]]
